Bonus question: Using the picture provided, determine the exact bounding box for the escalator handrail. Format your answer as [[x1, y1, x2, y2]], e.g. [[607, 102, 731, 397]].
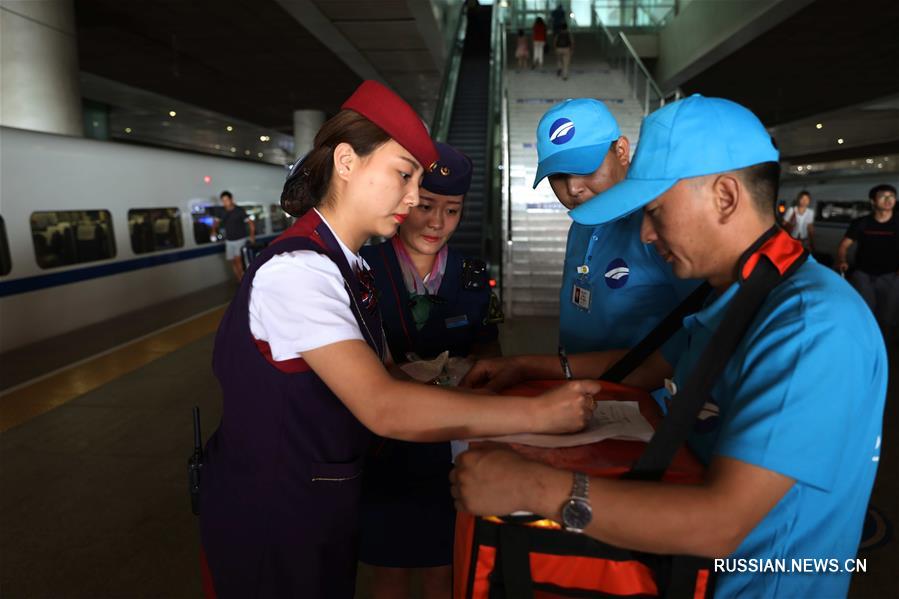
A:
[[431, 3, 468, 142]]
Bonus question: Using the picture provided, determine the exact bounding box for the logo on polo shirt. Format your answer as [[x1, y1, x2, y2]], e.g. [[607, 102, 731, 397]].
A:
[[604, 258, 630, 288], [549, 118, 576, 145], [694, 400, 720, 434]]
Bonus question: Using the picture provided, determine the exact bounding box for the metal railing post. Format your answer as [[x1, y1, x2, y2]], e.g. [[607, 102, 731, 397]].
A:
[[644, 77, 650, 115]]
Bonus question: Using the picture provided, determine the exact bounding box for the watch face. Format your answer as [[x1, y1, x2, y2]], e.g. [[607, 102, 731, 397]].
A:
[[562, 498, 592, 531]]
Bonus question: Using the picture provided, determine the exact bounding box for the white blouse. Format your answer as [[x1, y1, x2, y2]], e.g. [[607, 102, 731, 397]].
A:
[[249, 209, 368, 361]]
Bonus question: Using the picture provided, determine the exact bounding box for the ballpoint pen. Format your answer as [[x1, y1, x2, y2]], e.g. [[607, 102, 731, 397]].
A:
[[558, 345, 573, 380]]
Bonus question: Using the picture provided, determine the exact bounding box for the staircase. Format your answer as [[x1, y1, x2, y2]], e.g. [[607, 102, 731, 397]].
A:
[[446, 6, 492, 260], [503, 32, 645, 317]]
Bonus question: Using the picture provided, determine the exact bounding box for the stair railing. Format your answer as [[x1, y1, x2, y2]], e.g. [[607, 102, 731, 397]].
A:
[[484, 4, 507, 282], [431, 3, 468, 142], [593, 8, 682, 115], [500, 83, 512, 315]]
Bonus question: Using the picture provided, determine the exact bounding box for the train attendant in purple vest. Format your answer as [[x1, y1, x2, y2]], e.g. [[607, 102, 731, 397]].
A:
[[358, 142, 499, 599], [198, 80, 601, 599]]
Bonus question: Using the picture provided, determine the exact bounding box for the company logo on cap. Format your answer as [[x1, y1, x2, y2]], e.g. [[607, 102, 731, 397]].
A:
[[549, 118, 575, 145], [604, 258, 629, 288]]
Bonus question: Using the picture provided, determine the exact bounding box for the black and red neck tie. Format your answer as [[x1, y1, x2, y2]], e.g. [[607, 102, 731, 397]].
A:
[[355, 264, 378, 313]]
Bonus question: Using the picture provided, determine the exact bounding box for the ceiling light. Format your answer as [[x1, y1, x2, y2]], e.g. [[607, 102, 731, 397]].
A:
[[797, 166, 804, 171], [124, 127, 132, 134], [837, 138, 844, 144], [816, 123, 823, 129], [230, 147, 236, 152], [866, 158, 874, 164], [169, 110, 177, 117], [878, 164, 883, 168], [257, 152, 264, 158], [260, 135, 270, 142], [244, 150, 251, 155], [214, 144, 220, 149], [226, 125, 233, 132]]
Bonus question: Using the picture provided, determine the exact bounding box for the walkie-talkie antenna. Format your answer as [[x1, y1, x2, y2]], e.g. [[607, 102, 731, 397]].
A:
[[188, 406, 204, 515], [193, 406, 202, 452]]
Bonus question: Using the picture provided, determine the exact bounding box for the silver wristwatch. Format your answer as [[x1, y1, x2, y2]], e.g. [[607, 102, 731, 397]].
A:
[[561, 472, 592, 533]]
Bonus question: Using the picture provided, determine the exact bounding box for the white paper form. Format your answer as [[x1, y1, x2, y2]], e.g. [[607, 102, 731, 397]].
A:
[[477, 401, 655, 448]]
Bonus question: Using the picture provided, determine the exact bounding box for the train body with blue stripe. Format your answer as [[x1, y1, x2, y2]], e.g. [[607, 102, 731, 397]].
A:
[[0, 126, 286, 353], [779, 172, 898, 265]]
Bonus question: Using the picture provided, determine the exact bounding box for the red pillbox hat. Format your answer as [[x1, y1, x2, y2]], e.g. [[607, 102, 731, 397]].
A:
[[341, 80, 438, 172]]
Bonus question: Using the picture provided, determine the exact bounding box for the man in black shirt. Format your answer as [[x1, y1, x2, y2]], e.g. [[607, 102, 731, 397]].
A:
[[212, 190, 255, 282], [837, 183, 898, 341]]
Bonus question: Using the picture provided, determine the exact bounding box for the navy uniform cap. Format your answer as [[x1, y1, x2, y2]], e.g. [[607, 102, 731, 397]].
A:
[[422, 142, 473, 196]]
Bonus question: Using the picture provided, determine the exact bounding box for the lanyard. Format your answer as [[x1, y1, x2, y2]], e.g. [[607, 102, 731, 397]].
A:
[[577, 226, 603, 277]]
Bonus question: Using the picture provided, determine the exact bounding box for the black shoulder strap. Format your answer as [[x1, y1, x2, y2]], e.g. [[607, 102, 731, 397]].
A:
[[601, 282, 712, 383], [625, 229, 808, 480]]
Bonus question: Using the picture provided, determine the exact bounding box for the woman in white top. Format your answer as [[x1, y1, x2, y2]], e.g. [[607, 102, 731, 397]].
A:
[[198, 80, 599, 599], [784, 190, 815, 251]]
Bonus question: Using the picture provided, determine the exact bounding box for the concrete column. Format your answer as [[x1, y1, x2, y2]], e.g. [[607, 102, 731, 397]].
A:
[[293, 109, 326, 159], [0, 0, 83, 136]]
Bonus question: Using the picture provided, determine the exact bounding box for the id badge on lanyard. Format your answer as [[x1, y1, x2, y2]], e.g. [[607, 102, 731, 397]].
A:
[[571, 228, 601, 313], [572, 266, 592, 312]]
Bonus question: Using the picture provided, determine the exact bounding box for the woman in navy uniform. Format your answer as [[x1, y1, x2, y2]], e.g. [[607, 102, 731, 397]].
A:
[[198, 80, 599, 599], [359, 143, 499, 598]]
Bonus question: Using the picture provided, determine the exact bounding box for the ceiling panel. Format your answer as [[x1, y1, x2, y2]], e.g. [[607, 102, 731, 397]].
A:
[[682, 0, 899, 126], [365, 49, 438, 73], [75, 0, 363, 129], [312, 0, 412, 21], [334, 20, 427, 50]]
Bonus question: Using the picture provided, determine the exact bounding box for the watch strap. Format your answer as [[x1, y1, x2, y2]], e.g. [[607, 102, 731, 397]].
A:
[[571, 471, 589, 500]]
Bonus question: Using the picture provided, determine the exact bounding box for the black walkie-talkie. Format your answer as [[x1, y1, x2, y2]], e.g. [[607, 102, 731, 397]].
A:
[[188, 406, 204, 516]]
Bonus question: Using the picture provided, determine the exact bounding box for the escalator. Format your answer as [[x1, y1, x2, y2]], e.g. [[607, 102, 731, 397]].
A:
[[444, 5, 492, 260]]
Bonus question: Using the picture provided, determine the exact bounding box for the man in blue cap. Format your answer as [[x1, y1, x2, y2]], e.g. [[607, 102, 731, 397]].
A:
[[462, 98, 698, 389], [452, 95, 886, 597]]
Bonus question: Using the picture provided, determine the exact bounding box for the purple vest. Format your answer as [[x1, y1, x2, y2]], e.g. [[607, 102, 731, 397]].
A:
[[200, 210, 383, 598]]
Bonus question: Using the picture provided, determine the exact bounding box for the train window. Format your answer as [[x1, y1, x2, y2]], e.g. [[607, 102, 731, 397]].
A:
[[815, 201, 871, 224], [128, 208, 184, 254], [243, 204, 267, 235], [191, 206, 220, 245], [30, 210, 116, 269], [0, 215, 11, 276], [270, 204, 295, 233], [192, 203, 266, 244]]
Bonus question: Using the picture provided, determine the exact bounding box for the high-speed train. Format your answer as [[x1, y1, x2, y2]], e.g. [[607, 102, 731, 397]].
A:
[[779, 172, 899, 264], [0, 126, 287, 353]]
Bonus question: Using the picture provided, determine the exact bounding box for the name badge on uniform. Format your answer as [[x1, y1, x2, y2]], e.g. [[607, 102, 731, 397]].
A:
[[445, 314, 469, 329], [571, 281, 592, 312]]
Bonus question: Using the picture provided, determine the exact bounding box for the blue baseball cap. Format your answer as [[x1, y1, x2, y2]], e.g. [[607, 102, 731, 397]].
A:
[[569, 94, 779, 225], [533, 99, 621, 189]]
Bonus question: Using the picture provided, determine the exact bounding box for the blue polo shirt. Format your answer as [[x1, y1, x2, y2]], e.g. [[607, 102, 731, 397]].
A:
[[559, 210, 700, 354], [667, 259, 886, 598]]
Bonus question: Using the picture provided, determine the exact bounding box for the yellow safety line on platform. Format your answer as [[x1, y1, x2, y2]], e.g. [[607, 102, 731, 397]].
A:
[[0, 306, 226, 433]]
